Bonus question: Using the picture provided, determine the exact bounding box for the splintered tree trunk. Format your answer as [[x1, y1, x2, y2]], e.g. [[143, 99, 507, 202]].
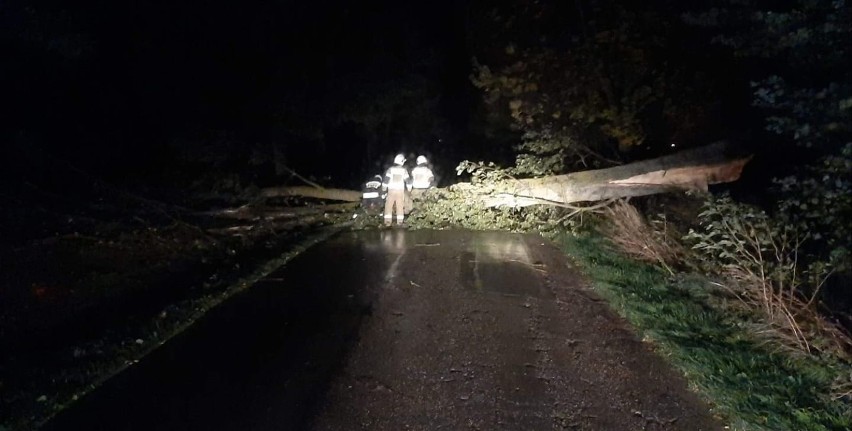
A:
[[259, 142, 751, 207], [477, 141, 751, 207], [260, 186, 361, 202]]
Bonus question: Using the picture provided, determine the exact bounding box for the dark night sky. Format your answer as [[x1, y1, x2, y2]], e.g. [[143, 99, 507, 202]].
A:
[[4, 0, 482, 187], [3, 0, 766, 191]]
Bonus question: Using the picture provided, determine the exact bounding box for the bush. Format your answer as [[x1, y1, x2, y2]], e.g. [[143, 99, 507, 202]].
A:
[[602, 199, 685, 275], [685, 194, 851, 359], [774, 143, 852, 272]]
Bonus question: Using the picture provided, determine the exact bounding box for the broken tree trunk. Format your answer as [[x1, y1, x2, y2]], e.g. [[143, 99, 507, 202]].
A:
[[260, 186, 361, 202], [477, 141, 751, 208], [259, 142, 751, 207], [200, 202, 359, 220]]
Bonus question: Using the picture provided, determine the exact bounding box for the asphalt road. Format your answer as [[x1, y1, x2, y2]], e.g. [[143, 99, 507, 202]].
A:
[[44, 229, 721, 431]]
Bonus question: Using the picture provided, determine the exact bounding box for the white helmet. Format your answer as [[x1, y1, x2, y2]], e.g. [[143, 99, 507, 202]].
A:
[[416, 155, 428, 165], [393, 154, 406, 165]]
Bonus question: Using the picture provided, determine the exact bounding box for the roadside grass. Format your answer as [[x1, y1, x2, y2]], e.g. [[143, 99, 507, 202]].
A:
[[556, 232, 852, 431]]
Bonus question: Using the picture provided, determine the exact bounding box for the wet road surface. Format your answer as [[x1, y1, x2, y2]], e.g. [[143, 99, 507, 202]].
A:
[[44, 229, 721, 430]]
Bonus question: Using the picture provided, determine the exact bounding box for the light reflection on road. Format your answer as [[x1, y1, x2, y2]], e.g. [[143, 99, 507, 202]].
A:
[[369, 229, 546, 298], [379, 229, 407, 283], [379, 229, 407, 254], [475, 232, 533, 264]]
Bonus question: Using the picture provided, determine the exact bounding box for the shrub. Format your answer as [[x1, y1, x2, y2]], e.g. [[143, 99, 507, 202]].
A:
[[685, 194, 851, 359], [602, 199, 685, 275], [774, 143, 852, 273]]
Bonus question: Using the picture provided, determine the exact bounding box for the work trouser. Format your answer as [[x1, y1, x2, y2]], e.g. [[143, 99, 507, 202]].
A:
[[384, 189, 405, 225]]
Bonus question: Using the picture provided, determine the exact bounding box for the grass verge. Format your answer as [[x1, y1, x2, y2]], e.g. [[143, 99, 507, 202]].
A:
[[555, 231, 852, 431]]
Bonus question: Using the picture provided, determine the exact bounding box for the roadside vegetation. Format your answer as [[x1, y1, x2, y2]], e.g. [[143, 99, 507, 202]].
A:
[[411, 1, 852, 429], [559, 229, 851, 431], [409, 188, 852, 430]]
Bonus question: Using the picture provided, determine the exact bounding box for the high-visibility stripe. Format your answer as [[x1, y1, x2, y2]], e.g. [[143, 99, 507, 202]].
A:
[[362, 192, 380, 199]]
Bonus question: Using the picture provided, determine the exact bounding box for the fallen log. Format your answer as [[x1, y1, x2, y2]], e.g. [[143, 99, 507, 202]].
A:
[[200, 203, 358, 220], [260, 186, 361, 202], [260, 142, 751, 208], [477, 141, 751, 208]]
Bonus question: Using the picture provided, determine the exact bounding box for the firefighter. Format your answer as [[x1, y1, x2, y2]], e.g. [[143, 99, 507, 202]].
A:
[[382, 154, 411, 226], [410, 155, 435, 198], [361, 174, 384, 214]]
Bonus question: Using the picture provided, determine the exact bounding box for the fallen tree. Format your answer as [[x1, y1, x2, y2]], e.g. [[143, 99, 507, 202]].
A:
[[200, 202, 358, 220], [260, 185, 361, 202], [477, 141, 751, 208], [259, 142, 751, 207]]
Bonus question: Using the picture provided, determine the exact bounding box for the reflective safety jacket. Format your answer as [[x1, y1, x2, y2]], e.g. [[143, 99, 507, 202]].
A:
[[411, 165, 435, 189], [362, 175, 383, 200], [383, 165, 411, 191]]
